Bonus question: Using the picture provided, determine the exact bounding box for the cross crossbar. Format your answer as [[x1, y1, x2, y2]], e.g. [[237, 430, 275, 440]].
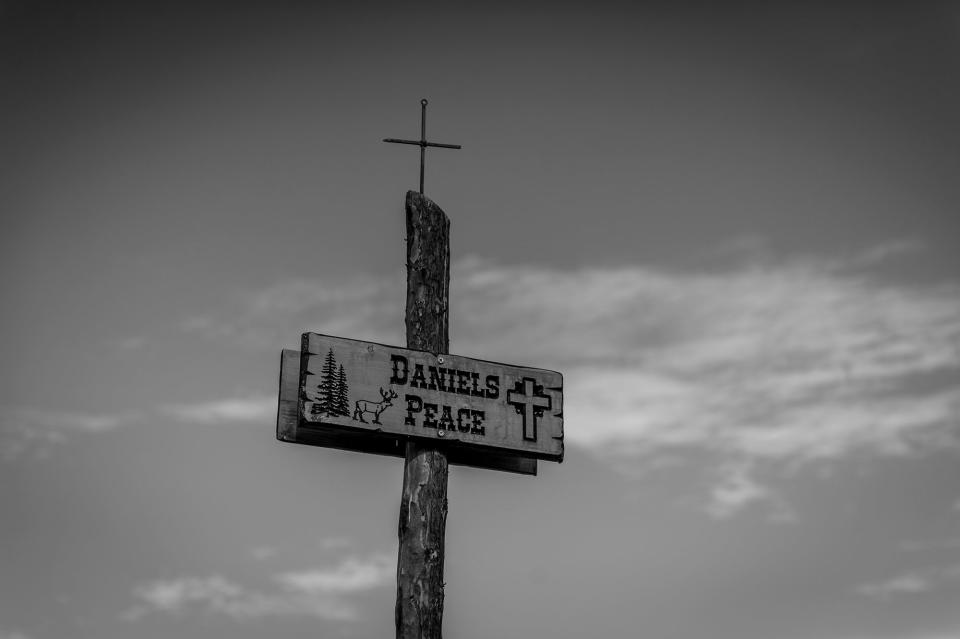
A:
[[383, 139, 462, 150]]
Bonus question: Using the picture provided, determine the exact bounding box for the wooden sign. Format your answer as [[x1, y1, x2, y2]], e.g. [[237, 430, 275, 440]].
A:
[[277, 350, 539, 474], [296, 333, 563, 462]]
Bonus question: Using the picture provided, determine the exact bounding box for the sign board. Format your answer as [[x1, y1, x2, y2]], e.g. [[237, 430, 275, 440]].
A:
[[296, 333, 563, 462], [277, 350, 539, 475]]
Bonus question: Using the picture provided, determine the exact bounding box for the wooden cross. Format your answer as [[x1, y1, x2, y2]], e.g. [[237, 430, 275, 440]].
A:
[[278, 105, 564, 639], [384, 99, 461, 195]]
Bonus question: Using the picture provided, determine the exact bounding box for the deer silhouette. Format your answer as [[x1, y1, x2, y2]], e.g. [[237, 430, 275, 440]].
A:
[[353, 387, 399, 425]]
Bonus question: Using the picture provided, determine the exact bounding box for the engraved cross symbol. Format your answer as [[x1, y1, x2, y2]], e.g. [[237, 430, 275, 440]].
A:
[[383, 99, 461, 195], [507, 377, 552, 442]]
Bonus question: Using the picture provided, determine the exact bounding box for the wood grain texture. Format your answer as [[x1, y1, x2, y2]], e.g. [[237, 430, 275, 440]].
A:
[[397, 191, 450, 639], [405, 190, 450, 355]]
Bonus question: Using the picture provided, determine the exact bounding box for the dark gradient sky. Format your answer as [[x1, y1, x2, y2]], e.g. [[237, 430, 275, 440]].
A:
[[2, 3, 960, 639]]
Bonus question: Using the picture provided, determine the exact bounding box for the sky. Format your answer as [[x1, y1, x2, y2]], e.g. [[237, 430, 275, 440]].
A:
[[2, 1, 960, 638]]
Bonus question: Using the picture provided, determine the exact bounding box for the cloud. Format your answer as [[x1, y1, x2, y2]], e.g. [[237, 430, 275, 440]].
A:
[[0, 631, 33, 639], [320, 536, 354, 551], [185, 244, 960, 511], [454, 253, 960, 467], [0, 394, 279, 460], [112, 336, 147, 350], [704, 463, 795, 522], [846, 239, 924, 267], [127, 554, 394, 623], [132, 575, 242, 614], [2, 407, 127, 433], [161, 395, 276, 424], [180, 273, 405, 349], [250, 545, 279, 561], [0, 406, 136, 461], [857, 563, 960, 600], [856, 574, 933, 599], [896, 632, 960, 639], [275, 554, 393, 594], [900, 537, 960, 552], [705, 465, 770, 519], [823, 629, 960, 639]]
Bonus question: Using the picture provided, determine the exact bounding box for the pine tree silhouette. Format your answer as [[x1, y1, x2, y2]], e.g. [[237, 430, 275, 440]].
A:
[[335, 364, 350, 416], [318, 348, 338, 415]]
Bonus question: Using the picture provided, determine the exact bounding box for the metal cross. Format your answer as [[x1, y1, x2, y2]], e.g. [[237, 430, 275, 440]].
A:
[[384, 99, 461, 195]]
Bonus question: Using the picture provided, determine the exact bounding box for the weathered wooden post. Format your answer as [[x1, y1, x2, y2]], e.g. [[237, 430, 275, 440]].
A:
[[396, 190, 451, 638]]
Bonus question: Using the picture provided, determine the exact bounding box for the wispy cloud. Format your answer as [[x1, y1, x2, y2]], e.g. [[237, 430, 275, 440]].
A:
[[320, 536, 354, 551], [857, 573, 933, 599], [0, 631, 34, 639], [126, 553, 394, 623], [895, 631, 960, 639], [0, 406, 137, 461], [275, 554, 393, 594], [704, 462, 795, 522], [112, 336, 147, 350], [1, 395, 277, 460], [250, 545, 279, 561], [465, 252, 959, 466], [184, 244, 960, 513], [129, 575, 243, 615], [2, 407, 128, 433], [161, 395, 276, 424], [449, 255, 960, 462], [824, 628, 960, 639], [180, 272, 405, 349], [837, 238, 925, 269], [857, 563, 960, 600], [900, 537, 960, 552]]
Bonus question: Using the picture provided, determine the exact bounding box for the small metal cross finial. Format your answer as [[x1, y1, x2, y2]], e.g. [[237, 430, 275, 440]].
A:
[[384, 99, 461, 195]]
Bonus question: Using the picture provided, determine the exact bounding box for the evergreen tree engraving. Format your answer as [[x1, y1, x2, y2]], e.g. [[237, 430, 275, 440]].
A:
[[317, 348, 338, 416], [310, 348, 351, 418], [335, 364, 350, 417]]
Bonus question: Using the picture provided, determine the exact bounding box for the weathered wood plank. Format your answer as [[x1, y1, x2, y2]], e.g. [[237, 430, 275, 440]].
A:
[[278, 348, 537, 474], [299, 333, 564, 462], [276, 348, 300, 443]]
